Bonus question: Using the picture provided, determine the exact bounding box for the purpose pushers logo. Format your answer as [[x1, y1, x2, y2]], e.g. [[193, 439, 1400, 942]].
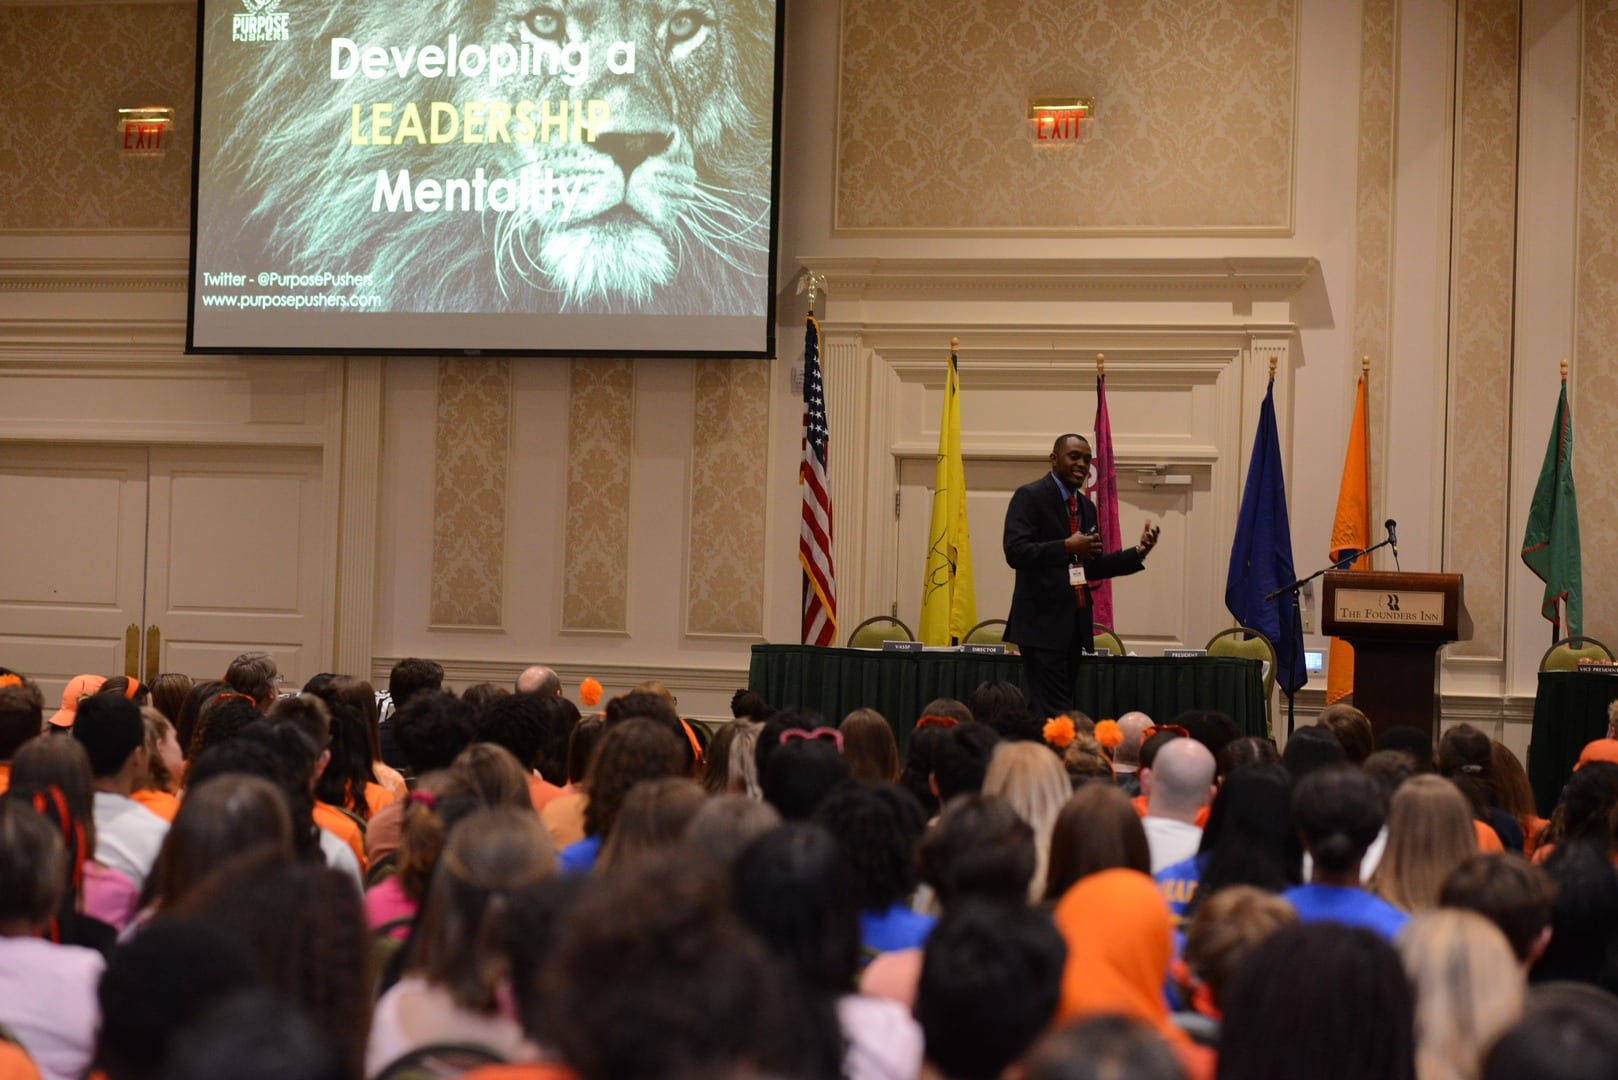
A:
[[233, 0, 289, 42]]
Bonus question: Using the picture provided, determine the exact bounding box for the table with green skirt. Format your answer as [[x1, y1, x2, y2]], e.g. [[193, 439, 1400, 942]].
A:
[[747, 644, 1268, 750], [1528, 670, 1618, 815]]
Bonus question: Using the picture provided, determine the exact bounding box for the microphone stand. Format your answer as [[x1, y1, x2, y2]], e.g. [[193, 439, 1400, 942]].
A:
[[1265, 531, 1399, 736]]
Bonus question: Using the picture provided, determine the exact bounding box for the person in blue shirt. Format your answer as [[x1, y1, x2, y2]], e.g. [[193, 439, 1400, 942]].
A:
[[1283, 764, 1408, 941], [813, 782, 935, 957]]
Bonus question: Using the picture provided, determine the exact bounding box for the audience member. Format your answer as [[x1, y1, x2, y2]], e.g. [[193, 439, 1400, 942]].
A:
[[223, 652, 280, 712], [144, 673, 193, 729], [0, 799, 104, 1080], [1481, 983, 1618, 1080], [1215, 735, 1280, 779], [840, 708, 900, 784], [164, 989, 345, 1080], [172, 679, 227, 762], [1377, 723, 1436, 771], [45, 674, 105, 731], [1024, 1015, 1185, 1080], [681, 793, 780, 867], [1140, 737, 1215, 873], [814, 782, 933, 955], [1109, 711, 1154, 796], [8, 734, 137, 938], [1398, 909, 1523, 1080], [1370, 774, 1478, 913], [1178, 885, 1296, 1023], [1045, 782, 1151, 903], [1281, 723, 1346, 782], [982, 741, 1070, 900], [931, 722, 1001, 805], [453, 742, 536, 810], [1439, 853, 1557, 967], [561, 718, 685, 873], [69, 693, 168, 893], [596, 777, 705, 874], [474, 692, 563, 810], [1285, 764, 1407, 940], [915, 902, 1067, 1080], [1219, 921, 1415, 1080], [761, 733, 851, 821], [366, 691, 477, 863], [367, 809, 554, 1073], [1439, 723, 1522, 852], [144, 775, 294, 918], [93, 916, 262, 1080], [1491, 740, 1548, 855], [0, 678, 45, 794], [732, 824, 921, 1080], [1051, 868, 1213, 1079], [1156, 761, 1296, 921], [1317, 702, 1375, 765]]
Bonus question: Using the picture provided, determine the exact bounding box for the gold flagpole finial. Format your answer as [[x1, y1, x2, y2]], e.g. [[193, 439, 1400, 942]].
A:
[[1561, 357, 1569, 381], [950, 336, 959, 353], [1096, 352, 1106, 377], [1361, 355, 1370, 374], [1268, 355, 1278, 380], [806, 272, 818, 317]]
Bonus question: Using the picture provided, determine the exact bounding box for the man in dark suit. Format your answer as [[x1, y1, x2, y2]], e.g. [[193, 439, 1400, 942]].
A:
[[1004, 433, 1160, 722]]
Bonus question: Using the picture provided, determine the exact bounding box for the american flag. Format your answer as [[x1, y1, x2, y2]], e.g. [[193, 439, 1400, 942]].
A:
[[800, 315, 837, 646]]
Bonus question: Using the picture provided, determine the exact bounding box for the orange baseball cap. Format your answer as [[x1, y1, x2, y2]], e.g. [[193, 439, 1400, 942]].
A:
[[47, 674, 106, 728], [1575, 738, 1618, 771]]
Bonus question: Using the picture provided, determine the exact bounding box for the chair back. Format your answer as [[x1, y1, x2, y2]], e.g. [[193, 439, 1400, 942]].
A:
[[848, 616, 915, 649], [1206, 627, 1278, 734], [1540, 636, 1616, 672], [1092, 625, 1126, 657], [962, 619, 1008, 645]]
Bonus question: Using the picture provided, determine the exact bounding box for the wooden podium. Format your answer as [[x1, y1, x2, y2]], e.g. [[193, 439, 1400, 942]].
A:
[[1320, 571, 1464, 740]]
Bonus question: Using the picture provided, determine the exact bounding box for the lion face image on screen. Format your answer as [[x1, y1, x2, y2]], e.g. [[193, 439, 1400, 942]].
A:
[[201, 0, 776, 316]]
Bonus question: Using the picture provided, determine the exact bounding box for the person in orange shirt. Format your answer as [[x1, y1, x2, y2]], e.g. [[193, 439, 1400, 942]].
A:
[[0, 675, 46, 797], [129, 708, 182, 823], [1051, 868, 1215, 1080]]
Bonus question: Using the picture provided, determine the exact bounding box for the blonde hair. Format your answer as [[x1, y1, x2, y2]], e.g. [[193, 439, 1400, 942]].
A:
[[1372, 775, 1478, 913], [728, 721, 763, 799], [982, 741, 1071, 901], [139, 706, 177, 793], [1398, 909, 1523, 1080]]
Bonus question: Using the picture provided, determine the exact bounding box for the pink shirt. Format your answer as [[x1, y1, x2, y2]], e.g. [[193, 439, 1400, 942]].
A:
[[364, 876, 417, 939], [81, 861, 140, 931], [0, 936, 103, 1080]]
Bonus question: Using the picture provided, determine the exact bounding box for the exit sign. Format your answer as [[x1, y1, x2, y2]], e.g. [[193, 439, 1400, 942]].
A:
[[1028, 97, 1093, 144], [118, 107, 174, 156]]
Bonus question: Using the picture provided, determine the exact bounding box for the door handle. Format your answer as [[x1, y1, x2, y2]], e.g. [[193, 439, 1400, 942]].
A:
[[124, 624, 140, 679], [145, 625, 161, 686]]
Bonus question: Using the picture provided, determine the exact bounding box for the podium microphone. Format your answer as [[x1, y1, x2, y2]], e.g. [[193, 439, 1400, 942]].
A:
[[1385, 519, 1399, 569]]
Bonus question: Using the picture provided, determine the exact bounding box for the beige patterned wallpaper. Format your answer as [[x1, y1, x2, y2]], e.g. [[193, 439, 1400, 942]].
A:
[[1351, 0, 1396, 522], [835, 0, 1296, 233], [429, 360, 510, 627], [0, 4, 194, 230], [686, 360, 769, 636], [1443, 0, 1517, 660], [1576, 3, 1618, 643], [563, 359, 634, 632]]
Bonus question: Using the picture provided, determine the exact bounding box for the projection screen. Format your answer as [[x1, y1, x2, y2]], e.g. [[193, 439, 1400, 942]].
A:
[[188, 0, 783, 356]]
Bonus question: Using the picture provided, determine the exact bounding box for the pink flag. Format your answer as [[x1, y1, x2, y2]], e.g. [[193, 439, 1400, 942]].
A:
[[1087, 374, 1122, 629]]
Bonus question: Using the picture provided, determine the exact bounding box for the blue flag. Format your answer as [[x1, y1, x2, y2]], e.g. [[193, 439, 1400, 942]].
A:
[[1226, 379, 1307, 695]]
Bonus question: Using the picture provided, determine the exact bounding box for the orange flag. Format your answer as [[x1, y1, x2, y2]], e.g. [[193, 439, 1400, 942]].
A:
[[1326, 371, 1371, 704]]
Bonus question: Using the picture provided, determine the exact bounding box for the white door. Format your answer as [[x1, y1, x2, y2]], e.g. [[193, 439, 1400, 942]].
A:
[[0, 443, 328, 703]]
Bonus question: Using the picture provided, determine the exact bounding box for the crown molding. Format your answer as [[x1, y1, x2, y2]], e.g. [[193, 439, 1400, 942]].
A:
[[797, 256, 1319, 303]]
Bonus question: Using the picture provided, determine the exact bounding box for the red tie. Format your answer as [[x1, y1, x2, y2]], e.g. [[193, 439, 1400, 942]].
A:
[[1067, 493, 1090, 609]]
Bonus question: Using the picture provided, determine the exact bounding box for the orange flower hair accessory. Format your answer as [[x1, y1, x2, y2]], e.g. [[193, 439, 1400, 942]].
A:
[[579, 678, 603, 707], [1093, 719, 1123, 751], [0, 674, 21, 690], [1043, 715, 1077, 750]]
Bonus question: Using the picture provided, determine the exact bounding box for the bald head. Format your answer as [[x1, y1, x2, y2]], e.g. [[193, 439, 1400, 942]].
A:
[[1146, 738, 1216, 821], [1113, 711, 1153, 769], [516, 665, 562, 697]]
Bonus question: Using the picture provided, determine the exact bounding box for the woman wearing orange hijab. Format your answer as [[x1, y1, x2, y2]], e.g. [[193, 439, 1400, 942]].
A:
[[1052, 867, 1214, 1080]]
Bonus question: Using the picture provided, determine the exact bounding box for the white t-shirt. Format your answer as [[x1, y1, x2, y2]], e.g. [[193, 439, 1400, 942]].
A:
[[1142, 815, 1203, 874], [0, 935, 104, 1080], [92, 790, 169, 894], [838, 993, 924, 1080]]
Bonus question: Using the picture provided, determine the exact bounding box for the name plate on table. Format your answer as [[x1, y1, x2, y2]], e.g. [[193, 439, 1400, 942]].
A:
[[1576, 660, 1618, 675], [881, 640, 924, 653], [1163, 649, 1209, 659], [962, 643, 1007, 656]]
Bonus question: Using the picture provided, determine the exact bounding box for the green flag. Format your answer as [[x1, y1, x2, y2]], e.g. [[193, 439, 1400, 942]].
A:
[[1522, 381, 1581, 639]]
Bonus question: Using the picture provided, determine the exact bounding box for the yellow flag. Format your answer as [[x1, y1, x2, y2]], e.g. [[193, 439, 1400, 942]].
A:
[[1326, 372, 1371, 704], [920, 348, 977, 645]]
